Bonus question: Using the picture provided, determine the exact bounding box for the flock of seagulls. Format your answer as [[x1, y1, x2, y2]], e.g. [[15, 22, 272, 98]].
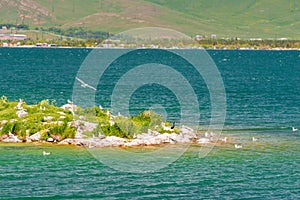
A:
[[233, 137, 259, 149], [196, 131, 262, 149], [40, 125, 298, 153], [206, 126, 298, 149], [231, 125, 298, 149]]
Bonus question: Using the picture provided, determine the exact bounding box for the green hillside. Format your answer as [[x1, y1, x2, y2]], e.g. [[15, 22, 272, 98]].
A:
[[0, 0, 299, 39]]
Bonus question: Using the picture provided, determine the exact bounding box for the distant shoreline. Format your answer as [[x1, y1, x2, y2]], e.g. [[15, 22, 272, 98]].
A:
[[0, 46, 299, 51]]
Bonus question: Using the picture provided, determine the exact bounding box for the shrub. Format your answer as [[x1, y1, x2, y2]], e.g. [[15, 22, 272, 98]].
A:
[[101, 124, 131, 139], [132, 110, 163, 133], [114, 117, 138, 137], [0, 96, 8, 104], [48, 123, 76, 140], [1, 122, 13, 135]]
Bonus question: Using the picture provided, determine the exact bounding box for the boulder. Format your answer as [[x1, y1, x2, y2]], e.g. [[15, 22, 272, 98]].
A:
[[173, 133, 191, 143], [155, 133, 172, 143], [75, 120, 97, 139], [124, 139, 143, 146], [104, 136, 126, 146], [0, 134, 8, 141], [197, 138, 211, 144], [168, 133, 182, 143], [29, 132, 41, 141], [3, 133, 22, 143], [58, 138, 84, 146], [151, 130, 160, 136], [143, 137, 162, 145], [136, 133, 152, 139], [94, 139, 112, 147], [180, 125, 197, 140], [50, 134, 61, 142]]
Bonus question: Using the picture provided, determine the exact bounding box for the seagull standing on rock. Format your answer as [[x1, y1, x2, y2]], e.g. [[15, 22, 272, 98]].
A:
[[67, 99, 73, 104]]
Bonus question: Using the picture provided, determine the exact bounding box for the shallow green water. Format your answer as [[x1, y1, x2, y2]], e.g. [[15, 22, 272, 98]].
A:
[[1, 131, 299, 199]]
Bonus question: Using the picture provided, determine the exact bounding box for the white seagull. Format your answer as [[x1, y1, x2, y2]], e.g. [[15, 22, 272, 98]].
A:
[[43, 151, 51, 156], [67, 99, 73, 104], [252, 137, 258, 142], [234, 144, 242, 149], [292, 127, 298, 132], [76, 77, 97, 91], [221, 137, 227, 143]]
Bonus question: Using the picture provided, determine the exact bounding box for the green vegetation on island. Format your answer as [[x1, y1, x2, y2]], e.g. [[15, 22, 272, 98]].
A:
[[77, 106, 178, 139], [0, 96, 179, 143], [0, 96, 75, 141]]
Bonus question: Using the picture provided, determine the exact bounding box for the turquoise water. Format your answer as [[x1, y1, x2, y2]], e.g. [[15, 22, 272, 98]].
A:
[[0, 48, 300, 199], [1, 134, 299, 199]]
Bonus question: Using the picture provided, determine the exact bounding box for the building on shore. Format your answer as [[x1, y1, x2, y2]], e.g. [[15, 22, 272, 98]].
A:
[[0, 34, 27, 40]]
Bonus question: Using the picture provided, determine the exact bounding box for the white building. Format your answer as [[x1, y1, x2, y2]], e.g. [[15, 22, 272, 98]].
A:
[[0, 34, 27, 40]]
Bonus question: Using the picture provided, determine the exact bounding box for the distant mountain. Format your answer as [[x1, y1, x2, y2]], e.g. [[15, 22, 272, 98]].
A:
[[0, 0, 299, 39]]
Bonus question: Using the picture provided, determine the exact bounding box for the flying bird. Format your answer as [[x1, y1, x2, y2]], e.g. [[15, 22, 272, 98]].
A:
[[76, 77, 97, 91]]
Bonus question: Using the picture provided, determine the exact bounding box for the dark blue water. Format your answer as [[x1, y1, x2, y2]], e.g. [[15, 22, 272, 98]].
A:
[[0, 48, 299, 130]]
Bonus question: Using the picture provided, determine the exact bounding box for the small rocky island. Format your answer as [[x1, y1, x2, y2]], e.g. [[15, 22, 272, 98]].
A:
[[0, 96, 226, 147]]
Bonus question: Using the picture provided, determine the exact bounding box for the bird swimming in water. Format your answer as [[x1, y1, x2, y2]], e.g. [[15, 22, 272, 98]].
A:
[[43, 151, 51, 156], [292, 127, 298, 132], [234, 144, 242, 149]]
